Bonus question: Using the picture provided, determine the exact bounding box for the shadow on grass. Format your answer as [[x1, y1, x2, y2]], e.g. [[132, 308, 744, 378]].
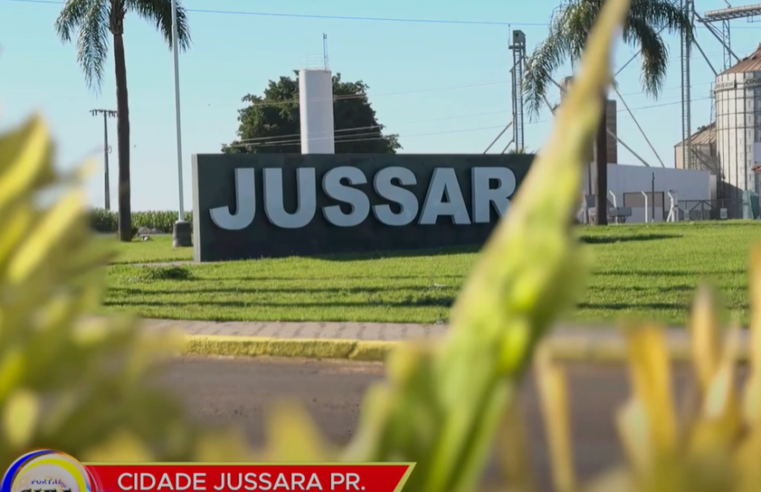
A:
[[104, 296, 457, 309], [594, 269, 746, 277], [578, 301, 749, 311], [109, 284, 459, 296], [313, 245, 480, 261], [577, 301, 688, 311], [156, 274, 467, 282], [579, 233, 682, 244], [585, 284, 701, 293]]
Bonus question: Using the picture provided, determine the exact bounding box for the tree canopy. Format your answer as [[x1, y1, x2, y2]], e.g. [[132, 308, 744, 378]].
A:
[[523, 0, 693, 118], [223, 72, 401, 154]]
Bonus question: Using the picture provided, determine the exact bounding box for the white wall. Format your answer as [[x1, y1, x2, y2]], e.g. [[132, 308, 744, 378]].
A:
[[299, 69, 335, 154], [582, 164, 712, 223]]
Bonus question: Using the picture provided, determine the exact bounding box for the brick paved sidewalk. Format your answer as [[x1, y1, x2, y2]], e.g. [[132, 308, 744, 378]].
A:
[[138, 318, 742, 358]]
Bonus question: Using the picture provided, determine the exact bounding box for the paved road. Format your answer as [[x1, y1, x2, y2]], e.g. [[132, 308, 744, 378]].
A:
[[159, 356, 697, 492]]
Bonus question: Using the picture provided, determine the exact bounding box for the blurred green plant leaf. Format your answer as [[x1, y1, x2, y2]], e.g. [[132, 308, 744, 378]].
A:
[[340, 1, 632, 491]]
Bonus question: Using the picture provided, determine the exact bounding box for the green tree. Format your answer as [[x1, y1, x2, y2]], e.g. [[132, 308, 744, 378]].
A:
[[55, 0, 191, 242], [523, 0, 693, 225], [223, 72, 401, 154]]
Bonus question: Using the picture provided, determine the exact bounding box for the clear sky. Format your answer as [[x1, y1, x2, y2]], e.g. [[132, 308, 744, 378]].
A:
[[1, 0, 758, 210]]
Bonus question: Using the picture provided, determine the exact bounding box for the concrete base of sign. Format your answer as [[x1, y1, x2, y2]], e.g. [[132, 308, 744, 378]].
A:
[[173, 220, 193, 248]]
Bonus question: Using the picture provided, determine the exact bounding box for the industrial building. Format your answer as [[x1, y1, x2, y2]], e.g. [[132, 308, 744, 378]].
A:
[[563, 76, 715, 224], [581, 164, 713, 223], [295, 35, 718, 225], [675, 44, 761, 204], [674, 123, 718, 176]]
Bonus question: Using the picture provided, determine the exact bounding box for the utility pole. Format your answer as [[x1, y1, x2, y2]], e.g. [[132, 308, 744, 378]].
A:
[[323, 33, 330, 70], [680, 0, 694, 171], [509, 30, 526, 153], [90, 109, 117, 211], [170, 0, 191, 247], [595, 101, 609, 226]]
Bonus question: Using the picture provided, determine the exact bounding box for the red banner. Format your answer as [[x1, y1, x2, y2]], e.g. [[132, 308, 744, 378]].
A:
[[85, 464, 414, 492]]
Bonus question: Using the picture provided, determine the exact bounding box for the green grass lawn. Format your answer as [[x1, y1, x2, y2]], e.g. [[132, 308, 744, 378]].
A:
[[101, 221, 761, 325], [105, 235, 193, 264]]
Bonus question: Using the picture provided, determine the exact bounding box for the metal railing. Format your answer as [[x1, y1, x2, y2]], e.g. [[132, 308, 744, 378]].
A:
[[679, 199, 744, 221]]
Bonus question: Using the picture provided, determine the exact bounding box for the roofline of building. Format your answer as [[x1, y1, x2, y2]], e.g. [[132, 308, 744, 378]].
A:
[[673, 122, 716, 148]]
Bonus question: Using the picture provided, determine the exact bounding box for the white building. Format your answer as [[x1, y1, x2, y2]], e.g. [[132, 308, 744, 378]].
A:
[[714, 44, 761, 199], [581, 164, 713, 223]]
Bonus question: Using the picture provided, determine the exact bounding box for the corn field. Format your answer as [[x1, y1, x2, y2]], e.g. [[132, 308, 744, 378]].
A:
[[90, 208, 192, 233]]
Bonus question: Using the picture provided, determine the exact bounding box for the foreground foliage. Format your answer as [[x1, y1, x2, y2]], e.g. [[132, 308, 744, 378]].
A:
[[5, 0, 761, 490]]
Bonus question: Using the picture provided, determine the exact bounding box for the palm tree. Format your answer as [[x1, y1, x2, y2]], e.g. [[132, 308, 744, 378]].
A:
[[524, 0, 693, 225], [56, 0, 191, 241]]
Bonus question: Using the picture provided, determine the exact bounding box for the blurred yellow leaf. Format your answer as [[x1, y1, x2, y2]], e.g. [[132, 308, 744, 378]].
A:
[[0, 115, 54, 210], [582, 467, 634, 492], [81, 429, 153, 462], [193, 429, 255, 463], [616, 398, 651, 477], [535, 348, 576, 492], [689, 285, 722, 393], [3, 389, 39, 447], [7, 190, 86, 284], [495, 399, 535, 492], [624, 326, 678, 458], [261, 401, 332, 462], [744, 244, 761, 427]]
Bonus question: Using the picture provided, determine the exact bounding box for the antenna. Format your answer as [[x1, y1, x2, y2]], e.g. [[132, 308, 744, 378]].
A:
[[323, 33, 330, 70]]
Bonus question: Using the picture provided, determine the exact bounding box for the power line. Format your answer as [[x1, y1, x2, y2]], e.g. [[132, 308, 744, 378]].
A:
[[8, 0, 759, 31], [226, 76, 724, 111], [8, 0, 726, 154], [237, 80, 510, 108], [227, 124, 509, 149], [8, 0, 761, 37], [234, 108, 513, 144], [225, 94, 714, 149], [0, 0, 547, 26]]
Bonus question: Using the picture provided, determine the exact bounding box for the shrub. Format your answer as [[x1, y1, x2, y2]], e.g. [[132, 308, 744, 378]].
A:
[[89, 208, 193, 233], [134, 266, 194, 282]]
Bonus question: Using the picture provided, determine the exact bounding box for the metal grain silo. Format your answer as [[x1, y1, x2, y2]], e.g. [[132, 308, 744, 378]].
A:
[[714, 45, 761, 200], [299, 68, 335, 154]]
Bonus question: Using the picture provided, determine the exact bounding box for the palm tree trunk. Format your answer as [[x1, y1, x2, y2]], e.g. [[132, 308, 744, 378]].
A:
[[595, 100, 608, 226], [113, 33, 132, 242]]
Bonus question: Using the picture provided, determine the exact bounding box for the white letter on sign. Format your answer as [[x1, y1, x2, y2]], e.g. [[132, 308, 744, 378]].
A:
[[471, 167, 516, 223], [322, 166, 370, 227], [372, 167, 419, 226], [418, 168, 470, 225], [263, 168, 317, 228], [210, 168, 256, 230]]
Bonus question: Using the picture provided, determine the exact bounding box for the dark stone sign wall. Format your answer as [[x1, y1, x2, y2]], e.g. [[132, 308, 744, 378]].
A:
[[192, 154, 534, 262]]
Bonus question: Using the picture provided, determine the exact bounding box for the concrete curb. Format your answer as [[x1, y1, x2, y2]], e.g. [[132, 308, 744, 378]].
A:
[[186, 334, 751, 363], [186, 336, 399, 361]]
